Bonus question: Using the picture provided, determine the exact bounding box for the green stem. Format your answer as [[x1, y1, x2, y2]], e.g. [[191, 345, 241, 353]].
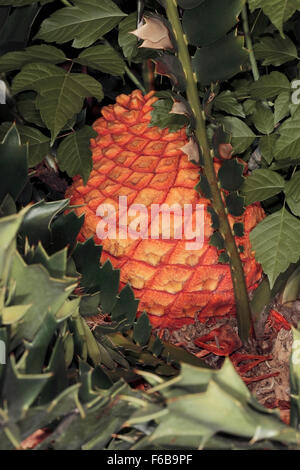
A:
[[241, 5, 260, 81], [125, 64, 146, 94], [165, 0, 252, 343]]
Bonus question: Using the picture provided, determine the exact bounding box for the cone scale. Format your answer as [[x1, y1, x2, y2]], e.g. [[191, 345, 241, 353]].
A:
[[66, 90, 264, 329]]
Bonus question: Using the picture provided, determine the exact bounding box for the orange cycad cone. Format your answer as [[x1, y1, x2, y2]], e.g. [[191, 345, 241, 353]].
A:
[[66, 90, 264, 329]]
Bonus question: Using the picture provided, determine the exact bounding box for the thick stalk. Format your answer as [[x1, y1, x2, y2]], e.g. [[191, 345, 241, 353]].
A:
[[165, 0, 252, 342], [241, 5, 260, 81]]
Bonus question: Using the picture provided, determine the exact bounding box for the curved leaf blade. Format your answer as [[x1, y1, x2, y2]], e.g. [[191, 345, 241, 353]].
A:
[[0, 44, 66, 73], [75, 45, 125, 76], [35, 0, 127, 48], [183, 0, 245, 47]]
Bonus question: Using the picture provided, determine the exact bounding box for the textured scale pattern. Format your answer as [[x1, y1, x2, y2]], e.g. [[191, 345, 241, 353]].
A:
[[66, 90, 264, 329]]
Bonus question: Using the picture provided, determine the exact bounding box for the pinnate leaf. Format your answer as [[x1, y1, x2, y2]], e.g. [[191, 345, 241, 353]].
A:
[[274, 92, 290, 124], [150, 98, 188, 132], [118, 13, 139, 61], [274, 113, 300, 160], [285, 172, 300, 201], [250, 208, 300, 288], [285, 173, 300, 216], [75, 45, 125, 76], [251, 71, 290, 99], [222, 116, 255, 154], [0, 45, 66, 73], [213, 91, 245, 118], [254, 34, 298, 66], [12, 63, 103, 142], [35, 0, 127, 48], [259, 134, 278, 164], [252, 103, 274, 135]]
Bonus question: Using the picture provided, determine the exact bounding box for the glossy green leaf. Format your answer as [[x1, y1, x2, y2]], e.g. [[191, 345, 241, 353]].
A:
[[50, 210, 84, 254], [98, 260, 120, 313], [111, 284, 139, 326], [2, 356, 51, 421], [26, 243, 67, 279], [19, 199, 69, 247], [10, 251, 76, 342], [0, 207, 29, 282], [133, 312, 152, 347], [17, 310, 61, 374], [0, 124, 28, 203], [72, 238, 102, 293], [0, 4, 39, 56], [193, 33, 248, 86], [183, 0, 245, 46]]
